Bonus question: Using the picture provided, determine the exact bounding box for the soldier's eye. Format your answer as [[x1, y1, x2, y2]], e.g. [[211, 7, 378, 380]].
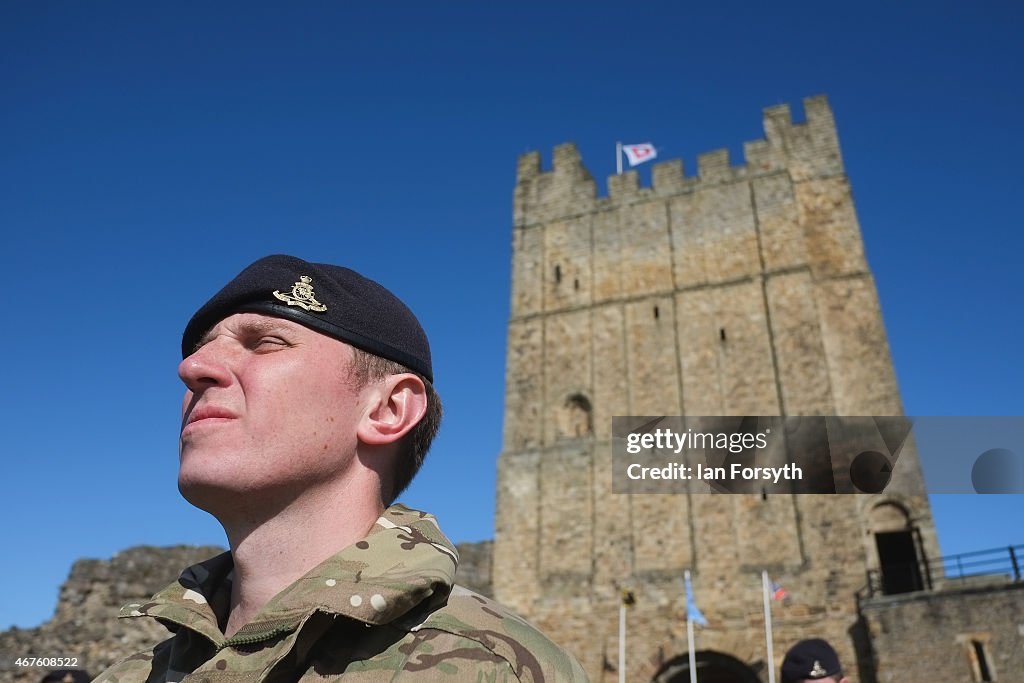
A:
[[252, 336, 289, 350]]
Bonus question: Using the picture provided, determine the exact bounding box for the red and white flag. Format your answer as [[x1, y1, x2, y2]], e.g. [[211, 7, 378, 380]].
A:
[[622, 143, 657, 166]]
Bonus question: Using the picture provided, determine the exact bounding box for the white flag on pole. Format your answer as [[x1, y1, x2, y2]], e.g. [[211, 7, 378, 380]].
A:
[[622, 143, 657, 167]]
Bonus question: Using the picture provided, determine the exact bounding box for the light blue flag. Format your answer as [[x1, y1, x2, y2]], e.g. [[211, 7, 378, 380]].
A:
[[685, 573, 708, 626]]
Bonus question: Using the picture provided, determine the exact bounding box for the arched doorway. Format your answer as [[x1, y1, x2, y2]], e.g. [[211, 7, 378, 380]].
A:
[[868, 502, 927, 594], [652, 651, 762, 683]]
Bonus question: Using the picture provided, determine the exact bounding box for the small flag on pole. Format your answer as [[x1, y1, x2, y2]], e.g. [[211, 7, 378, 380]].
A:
[[622, 143, 658, 167], [770, 580, 788, 601], [685, 572, 708, 626]]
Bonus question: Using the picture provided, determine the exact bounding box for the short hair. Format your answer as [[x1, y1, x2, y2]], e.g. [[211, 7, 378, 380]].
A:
[[349, 347, 442, 502]]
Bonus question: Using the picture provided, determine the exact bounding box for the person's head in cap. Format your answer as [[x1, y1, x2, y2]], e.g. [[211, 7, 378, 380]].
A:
[[781, 639, 848, 683], [178, 254, 441, 527]]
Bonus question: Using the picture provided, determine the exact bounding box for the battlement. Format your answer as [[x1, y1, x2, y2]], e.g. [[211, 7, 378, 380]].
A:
[[514, 95, 843, 227], [499, 94, 942, 683]]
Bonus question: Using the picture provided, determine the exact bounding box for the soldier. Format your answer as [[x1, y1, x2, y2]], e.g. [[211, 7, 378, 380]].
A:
[[96, 255, 587, 682], [780, 638, 849, 683]]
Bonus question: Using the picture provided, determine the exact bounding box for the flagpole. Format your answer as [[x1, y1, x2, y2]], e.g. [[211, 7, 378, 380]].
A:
[[762, 571, 776, 683], [616, 142, 622, 175], [618, 604, 626, 683], [685, 570, 698, 683]]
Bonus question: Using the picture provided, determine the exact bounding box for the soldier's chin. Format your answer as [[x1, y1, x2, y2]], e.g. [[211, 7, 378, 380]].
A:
[[178, 475, 246, 515]]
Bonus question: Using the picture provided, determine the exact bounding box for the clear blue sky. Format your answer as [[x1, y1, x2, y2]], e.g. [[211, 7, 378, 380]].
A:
[[2, 2, 1022, 629]]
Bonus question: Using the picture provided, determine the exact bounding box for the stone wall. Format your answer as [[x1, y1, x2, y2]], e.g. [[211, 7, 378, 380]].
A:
[[0, 546, 223, 683], [861, 579, 1024, 683], [495, 96, 941, 682]]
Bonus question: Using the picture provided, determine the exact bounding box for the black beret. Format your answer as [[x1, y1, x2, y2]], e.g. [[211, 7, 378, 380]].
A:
[[781, 639, 842, 682], [182, 255, 433, 383]]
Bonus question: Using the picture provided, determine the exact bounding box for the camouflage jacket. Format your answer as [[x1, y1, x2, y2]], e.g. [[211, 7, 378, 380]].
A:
[[95, 505, 588, 683]]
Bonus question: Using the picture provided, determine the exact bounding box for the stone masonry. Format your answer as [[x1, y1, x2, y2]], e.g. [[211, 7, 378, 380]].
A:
[[495, 96, 942, 682], [861, 580, 1024, 682], [0, 546, 223, 683]]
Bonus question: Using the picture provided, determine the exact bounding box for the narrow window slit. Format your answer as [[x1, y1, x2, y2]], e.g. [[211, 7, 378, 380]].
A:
[[972, 640, 992, 681]]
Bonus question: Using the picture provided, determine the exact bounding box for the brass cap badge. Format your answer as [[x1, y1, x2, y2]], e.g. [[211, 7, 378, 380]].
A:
[[273, 275, 327, 313]]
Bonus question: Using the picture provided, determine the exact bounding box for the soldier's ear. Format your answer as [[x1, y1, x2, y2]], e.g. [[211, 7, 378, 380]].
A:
[[357, 373, 427, 446]]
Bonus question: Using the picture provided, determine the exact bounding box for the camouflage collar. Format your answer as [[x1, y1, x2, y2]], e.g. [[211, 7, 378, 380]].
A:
[[119, 505, 459, 646]]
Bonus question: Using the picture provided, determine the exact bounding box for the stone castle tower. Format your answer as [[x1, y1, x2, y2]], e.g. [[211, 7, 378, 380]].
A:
[[493, 96, 941, 682]]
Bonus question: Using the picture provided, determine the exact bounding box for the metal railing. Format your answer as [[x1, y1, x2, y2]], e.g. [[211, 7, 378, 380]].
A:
[[860, 544, 1023, 599]]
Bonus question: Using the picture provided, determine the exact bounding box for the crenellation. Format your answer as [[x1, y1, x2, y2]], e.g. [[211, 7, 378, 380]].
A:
[[498, 97, 950, 683], [514, 142, 597, 228], [802, 94, 833, 126], [800, 96, 844, 177], [552, 141, 583, 171], [516, 96, 846, 236], [652, 158, 684, 194], [516, 150, 542, 183], [743, 138, 784, 173], [760, 96, 844, 181], [762, 102, 793, 144], [697, 148, 733, 181], [608, 169, 639, 199]]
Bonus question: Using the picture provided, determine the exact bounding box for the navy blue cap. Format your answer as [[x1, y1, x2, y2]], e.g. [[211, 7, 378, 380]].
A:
[[182, 255, 433, 383], [781, 639, 842, 682]]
